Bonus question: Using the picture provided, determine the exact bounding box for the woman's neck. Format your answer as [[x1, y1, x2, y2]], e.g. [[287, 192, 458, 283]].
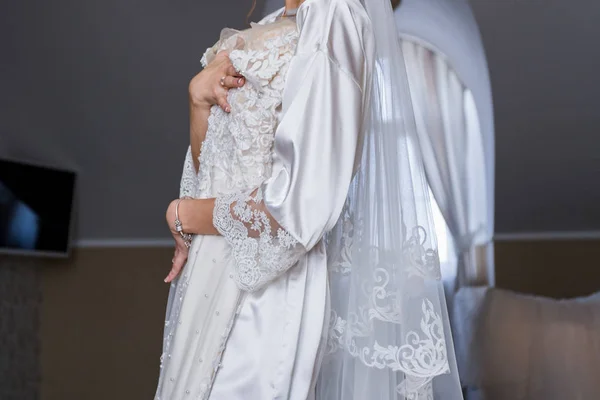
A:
[[285, 0, 304, 11]]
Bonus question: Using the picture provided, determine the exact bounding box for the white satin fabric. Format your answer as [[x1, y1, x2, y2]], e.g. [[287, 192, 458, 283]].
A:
[[156, 1, 374, 399]]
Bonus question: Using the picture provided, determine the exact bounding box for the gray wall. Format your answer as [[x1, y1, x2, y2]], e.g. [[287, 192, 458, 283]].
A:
[[469, 0, 600, 233], [1, 0, 599, 241], [0, 0, 264, 240]]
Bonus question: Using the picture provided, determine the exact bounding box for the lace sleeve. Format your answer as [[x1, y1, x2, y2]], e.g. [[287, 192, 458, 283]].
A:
[[213, 187, 305, 292], [179, 146, 198, 199]]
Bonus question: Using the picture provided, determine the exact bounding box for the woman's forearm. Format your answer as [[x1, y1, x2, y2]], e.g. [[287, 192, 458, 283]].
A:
[[189, 99, 211, 172], [175, 198, 219, 236], [176, 98, 216, 236]]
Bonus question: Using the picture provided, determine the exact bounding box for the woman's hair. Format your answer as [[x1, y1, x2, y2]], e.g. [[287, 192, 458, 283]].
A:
[[247, 0, 257, 24]]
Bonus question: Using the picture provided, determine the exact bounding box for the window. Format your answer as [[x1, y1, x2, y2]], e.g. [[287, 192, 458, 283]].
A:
[[429, 188, 458, 283]]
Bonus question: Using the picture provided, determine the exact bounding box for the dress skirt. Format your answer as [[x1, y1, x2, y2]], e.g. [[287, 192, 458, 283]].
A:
[[155, 235, 330, 400]]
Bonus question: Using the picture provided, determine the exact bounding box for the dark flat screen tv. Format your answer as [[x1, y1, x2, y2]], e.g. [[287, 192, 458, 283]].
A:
[[0, 158, 76, 257]]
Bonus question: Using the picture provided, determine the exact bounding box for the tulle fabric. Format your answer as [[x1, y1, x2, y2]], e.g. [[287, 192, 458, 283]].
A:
[[315, 0, 463, 398]]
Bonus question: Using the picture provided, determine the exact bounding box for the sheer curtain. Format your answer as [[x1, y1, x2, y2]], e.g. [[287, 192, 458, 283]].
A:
[[394, 0, 495, 291], [429, 187, 458, 290], [401, 38, 493, 291]]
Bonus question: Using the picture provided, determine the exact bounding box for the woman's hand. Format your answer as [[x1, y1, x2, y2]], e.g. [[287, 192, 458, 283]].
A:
[[189, 51, 245, 113], [163, 198, 220, 282], [164, 200, 190, 283]]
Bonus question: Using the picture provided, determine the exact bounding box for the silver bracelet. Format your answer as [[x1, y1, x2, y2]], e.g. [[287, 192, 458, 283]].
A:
[[174, 198, 194, 248]]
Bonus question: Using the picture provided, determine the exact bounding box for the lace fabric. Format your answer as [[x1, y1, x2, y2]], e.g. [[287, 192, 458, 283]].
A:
[[179, 147, 198, 198], [213, 188, 305, 292], [196, 19, 299, 199], [195, 18, 305, 293]]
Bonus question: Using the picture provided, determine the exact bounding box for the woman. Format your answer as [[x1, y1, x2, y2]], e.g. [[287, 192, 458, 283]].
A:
[[155, 0, 462, 399]]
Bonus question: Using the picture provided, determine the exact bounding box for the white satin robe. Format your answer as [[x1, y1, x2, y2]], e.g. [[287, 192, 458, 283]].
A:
[[155, 1, 374, 399]]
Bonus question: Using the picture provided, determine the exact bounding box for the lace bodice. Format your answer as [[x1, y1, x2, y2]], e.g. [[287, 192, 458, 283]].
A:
[[180, 18, 299, 200]]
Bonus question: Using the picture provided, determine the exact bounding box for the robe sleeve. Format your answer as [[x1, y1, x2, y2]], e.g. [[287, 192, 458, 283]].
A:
[[213, 3, 372, 292]]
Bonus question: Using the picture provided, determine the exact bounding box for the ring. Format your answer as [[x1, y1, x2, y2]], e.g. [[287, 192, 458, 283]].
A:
[[220, 76, 226, 87]]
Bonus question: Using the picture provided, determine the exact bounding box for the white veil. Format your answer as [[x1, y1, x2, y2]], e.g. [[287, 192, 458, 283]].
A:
[[315, 0, 463, 398]]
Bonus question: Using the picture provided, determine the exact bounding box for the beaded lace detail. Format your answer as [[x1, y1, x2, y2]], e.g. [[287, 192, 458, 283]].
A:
[[213, 188, 304, 292], [196, 20, 299, 199]]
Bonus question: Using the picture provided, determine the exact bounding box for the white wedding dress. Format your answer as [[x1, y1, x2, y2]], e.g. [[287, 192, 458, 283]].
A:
[[155, 1, 374, 399]]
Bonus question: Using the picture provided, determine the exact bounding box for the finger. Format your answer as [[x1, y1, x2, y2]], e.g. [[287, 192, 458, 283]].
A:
[[219, 100, 231, 113], [221, 75, 245, 89], [225, 64, 241, 77], [215, 50, 230, 59], [164, 264, 178, 283], [216, 92, 231, 113], [164, 259, 178, 283], [164, 253, 187, 283], [165, 257, 185, 283]]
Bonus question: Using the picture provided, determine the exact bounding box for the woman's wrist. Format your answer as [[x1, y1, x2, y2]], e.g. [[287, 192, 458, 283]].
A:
[[189, 93, 212, 109], [171, 198, 218, 236], [188, 77, 212, 109]]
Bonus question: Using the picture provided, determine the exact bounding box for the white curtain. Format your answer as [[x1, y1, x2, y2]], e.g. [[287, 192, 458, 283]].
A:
[[402, 38, 494, 289], [394, 0, 495, 291]]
